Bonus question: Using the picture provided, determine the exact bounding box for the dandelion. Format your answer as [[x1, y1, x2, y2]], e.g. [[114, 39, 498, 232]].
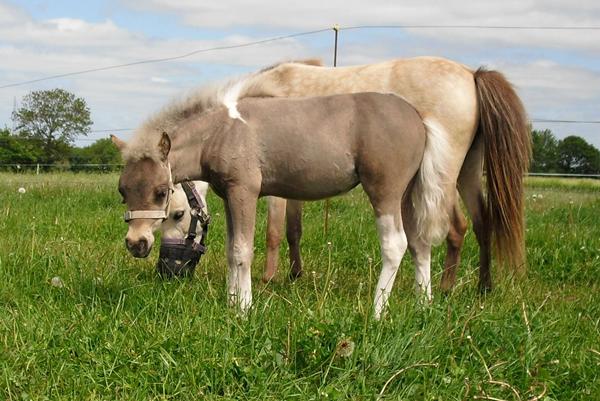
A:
[[50, 276, 64, 288], [18, 187, 26, 194], [336, 338, 355, 358]]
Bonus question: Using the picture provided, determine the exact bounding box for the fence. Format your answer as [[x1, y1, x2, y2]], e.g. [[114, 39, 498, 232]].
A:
[[1, 163, 599, 179]]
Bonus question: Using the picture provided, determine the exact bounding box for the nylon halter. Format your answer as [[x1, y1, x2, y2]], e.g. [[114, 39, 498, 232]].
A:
[[157, 181, 211, 278], [123, 162, 174, 222]]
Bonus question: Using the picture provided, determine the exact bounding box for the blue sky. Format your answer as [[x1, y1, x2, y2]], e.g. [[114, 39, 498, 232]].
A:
[[1, 0, 599, 148]]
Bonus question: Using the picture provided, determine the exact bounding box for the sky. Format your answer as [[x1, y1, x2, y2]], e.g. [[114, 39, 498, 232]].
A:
[[1, 0, 599, 148]]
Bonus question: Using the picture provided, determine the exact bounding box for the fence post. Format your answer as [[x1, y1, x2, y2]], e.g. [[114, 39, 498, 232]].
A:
[[36, 163, 40, 175], [324, 24, 340, 237]]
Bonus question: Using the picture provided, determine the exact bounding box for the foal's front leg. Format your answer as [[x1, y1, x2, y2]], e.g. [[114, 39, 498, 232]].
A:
[[224, 188, 258, 312]]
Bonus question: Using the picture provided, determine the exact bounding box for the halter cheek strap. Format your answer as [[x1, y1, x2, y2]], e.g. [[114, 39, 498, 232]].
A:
[[123, 162, 174, 222]]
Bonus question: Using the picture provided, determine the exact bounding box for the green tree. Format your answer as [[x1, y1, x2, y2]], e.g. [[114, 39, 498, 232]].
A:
[[11, 89, 92, 163], [556, 135, 600, 174], [70, 138, 122, 171], [0, 128, 44, 165], [530, 129, 559, 172]]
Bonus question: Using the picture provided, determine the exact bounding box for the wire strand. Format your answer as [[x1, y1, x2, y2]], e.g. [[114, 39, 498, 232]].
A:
[[0, 28, 330, 89]]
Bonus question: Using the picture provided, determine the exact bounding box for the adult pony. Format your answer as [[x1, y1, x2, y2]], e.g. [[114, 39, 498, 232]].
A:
[[157, 181, 210, 277], [113, 92, 440, 318], [232, 57, 531, 291]]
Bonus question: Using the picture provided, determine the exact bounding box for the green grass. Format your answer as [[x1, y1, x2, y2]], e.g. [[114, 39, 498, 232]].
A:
[[1, 172, 599, 400]]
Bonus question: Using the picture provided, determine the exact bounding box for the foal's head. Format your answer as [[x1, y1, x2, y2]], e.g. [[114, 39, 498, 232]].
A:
[[112, 132, 173, 258]]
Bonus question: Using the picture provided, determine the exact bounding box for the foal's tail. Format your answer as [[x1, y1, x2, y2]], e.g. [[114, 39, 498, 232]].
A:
[[411, 118, 452, 245], [474, 67, 531, 270]]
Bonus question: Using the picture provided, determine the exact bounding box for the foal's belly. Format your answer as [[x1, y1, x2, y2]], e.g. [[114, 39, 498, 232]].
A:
[[259, 159, 359, 201]]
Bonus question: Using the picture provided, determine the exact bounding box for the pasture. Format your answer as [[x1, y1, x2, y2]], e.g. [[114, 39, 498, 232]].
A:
[[0, 172, 599, 400]]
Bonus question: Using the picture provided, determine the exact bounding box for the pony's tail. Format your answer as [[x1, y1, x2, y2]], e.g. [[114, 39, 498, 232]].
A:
[[411, 118, 452, 245], [474, 67, 531, 271]]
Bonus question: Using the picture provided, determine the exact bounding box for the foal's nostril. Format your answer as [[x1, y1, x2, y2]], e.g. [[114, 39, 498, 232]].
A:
[[125, 237, 150, 257], [138, 238, 148, 253]]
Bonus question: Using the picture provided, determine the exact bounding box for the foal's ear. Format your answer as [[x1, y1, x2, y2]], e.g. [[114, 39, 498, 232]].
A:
[[158, 132, 171, 161], [110, 134, 127, 152]]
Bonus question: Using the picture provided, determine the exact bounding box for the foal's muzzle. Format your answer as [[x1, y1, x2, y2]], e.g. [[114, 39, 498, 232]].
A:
[[126, 237, 151, 258]]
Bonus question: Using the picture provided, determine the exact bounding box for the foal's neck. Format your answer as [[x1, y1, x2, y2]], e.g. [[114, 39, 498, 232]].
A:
[[167, 107, 228, 183]]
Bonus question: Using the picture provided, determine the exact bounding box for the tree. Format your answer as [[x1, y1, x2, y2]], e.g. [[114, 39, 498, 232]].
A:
[[0, 128, 44, 165], [530, 129, 559, 172], [70, 138, 122, 171], [12, 89, 92, 163], [556, 135, 600, 174]]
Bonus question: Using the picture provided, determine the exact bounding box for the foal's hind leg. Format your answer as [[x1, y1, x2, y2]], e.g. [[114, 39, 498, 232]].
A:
[[263, 197, 286, 283], [286, 200, 304, 280], [457, 136, 492, 292], [363, 187, 408, 319]]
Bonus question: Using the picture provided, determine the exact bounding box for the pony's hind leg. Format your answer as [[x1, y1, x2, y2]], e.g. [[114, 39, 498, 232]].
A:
[[440, 198, 468, 293], [286, 200, 303, 280], [457, 135, 492, 292], [263, 197, 286, 283], [402, 196, 434, 300]]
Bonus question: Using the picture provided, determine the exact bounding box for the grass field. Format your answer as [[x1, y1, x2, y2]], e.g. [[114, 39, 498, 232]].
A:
[[1, 172, 599, 400]]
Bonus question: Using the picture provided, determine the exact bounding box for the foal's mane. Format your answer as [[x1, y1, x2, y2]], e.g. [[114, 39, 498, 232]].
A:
[[123, 58, 323, 162]]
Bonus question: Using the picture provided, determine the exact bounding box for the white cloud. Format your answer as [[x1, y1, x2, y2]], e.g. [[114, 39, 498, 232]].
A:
[[122, 0, 600, 53], [150, 77, 170, 83]]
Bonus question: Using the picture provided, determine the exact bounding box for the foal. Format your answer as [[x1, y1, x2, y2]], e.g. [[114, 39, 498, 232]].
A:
[[114, 93, 449, 318]]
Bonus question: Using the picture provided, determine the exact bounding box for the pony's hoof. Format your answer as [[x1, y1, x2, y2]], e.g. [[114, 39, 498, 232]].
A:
[[478, 284, 492, 294], [289, 270, 303, 281]]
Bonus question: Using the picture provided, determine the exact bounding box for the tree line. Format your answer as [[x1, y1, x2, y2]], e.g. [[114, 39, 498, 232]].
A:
[[1, 89, 120, 171], [2, 89, 599, 174], [531, 129, 600, 174]]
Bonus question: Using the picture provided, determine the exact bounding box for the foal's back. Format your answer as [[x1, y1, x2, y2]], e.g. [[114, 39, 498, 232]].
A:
[[236, 92, 426, 200]]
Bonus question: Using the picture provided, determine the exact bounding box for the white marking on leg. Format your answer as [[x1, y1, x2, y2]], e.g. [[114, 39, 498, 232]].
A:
[[412, 243, 432, 301], [231, 240, 253, 312], [373, 215, 408, 320]]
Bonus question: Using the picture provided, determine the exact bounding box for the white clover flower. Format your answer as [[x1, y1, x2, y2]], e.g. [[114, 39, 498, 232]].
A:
[[18, 187, 26, 194], [50, 276, 64, 288]]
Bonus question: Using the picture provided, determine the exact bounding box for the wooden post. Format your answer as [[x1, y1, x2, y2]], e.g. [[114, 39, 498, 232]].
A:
[[324, 25, 340, 236]]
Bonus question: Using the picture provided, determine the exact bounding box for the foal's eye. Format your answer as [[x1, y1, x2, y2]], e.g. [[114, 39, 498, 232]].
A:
[[155, 189, 168, 201], [173, 210, 185, 221]]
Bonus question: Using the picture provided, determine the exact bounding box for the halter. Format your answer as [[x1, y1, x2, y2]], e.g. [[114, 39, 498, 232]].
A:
[[123, 162, 175, 222], [157, 181, 211, 278]]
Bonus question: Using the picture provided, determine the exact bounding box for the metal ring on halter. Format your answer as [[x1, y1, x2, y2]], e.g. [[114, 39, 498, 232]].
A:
[[123, 162, 175, 223]]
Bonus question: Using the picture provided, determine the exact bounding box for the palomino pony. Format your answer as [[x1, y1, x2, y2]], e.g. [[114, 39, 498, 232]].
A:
[[156, 181, 210, 277], [228, 57, 531, 291], [113, 92, 443, 318]]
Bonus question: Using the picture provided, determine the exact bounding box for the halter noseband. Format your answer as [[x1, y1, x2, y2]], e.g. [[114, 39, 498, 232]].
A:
[[157, 181, 211, 278], [123, 162, 174, 222]]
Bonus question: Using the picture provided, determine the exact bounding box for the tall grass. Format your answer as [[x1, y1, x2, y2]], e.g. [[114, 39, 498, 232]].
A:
[[1, 173, 599, 400]]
